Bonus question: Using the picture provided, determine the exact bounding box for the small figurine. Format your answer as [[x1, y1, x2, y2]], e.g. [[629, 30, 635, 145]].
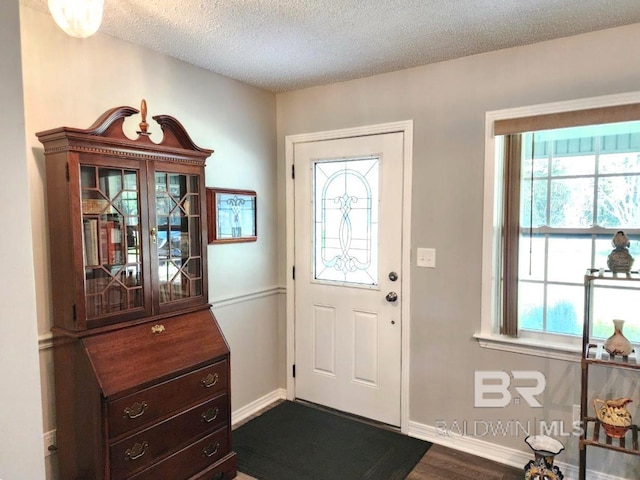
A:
[[607, 231, 634, 273]]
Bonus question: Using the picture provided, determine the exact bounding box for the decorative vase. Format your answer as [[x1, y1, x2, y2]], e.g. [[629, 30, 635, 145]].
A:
[[603, 319, 633, 357], [607, 231, 634, 273], [524, 435, 564, 480], [593, 398, 633, 438]]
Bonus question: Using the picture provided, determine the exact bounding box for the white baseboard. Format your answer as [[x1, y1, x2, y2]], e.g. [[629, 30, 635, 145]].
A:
[[407, 421, 629, 480], [231, 388, 287, 426]]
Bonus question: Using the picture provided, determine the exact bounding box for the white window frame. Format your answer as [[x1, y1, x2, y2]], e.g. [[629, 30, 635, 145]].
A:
[[476, 90, 640, 361]]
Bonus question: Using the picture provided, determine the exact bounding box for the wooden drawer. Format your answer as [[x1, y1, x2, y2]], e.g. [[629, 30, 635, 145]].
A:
[[126, 427, 229, 480], [109, 394, 228, 480], [108, 360, 228, 438]]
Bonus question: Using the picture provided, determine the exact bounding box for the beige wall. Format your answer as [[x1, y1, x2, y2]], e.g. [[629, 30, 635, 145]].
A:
[[10, 3, 640, 478], [276, 23, 640, 477], [18, 5, 279, 479], [0, 1, 46, 478]]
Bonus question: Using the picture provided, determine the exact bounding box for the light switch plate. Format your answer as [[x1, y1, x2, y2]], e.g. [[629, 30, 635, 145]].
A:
[[417, 248, 436, 268]]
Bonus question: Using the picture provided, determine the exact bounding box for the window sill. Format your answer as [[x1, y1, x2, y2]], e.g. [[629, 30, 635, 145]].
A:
[[473, 332, 581, 363]]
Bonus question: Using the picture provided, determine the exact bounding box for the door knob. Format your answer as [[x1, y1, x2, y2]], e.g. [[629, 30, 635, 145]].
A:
[[385, 291, 398, 302]]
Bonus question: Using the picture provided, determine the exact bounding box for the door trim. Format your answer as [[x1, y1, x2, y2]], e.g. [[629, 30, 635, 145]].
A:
[[285, 120, 413, 433]]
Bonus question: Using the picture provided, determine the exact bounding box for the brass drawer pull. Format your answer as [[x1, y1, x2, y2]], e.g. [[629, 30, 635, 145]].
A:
[[203, 442, 219, 458], [201, 407, 220, 423], [125, 441, 149, 461], [201, 373, 219, 388], [123, 401, 148, 419]]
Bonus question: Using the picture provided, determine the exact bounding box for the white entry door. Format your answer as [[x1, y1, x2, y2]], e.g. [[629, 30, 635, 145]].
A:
[[293, 132, 404, 426]]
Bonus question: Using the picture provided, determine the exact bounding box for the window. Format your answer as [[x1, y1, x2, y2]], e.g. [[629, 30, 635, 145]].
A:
[[480, 95, 640, 355], [313, 157, 379, 286]]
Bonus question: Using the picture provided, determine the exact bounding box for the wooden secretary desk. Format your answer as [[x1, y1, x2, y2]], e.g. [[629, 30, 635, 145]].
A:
[[37, 102, 237, 480]]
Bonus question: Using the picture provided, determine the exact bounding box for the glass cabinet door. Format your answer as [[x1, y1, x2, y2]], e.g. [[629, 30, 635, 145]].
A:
[[154, 171, 203, 304], [81, 165, 143, 318]]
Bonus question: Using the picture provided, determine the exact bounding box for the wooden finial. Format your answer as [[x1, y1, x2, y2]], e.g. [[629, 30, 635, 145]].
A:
[[138, 99, 149, 135]]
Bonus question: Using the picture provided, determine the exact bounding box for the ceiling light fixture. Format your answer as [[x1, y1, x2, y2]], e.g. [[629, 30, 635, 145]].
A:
[[48, 0, 104, 38]]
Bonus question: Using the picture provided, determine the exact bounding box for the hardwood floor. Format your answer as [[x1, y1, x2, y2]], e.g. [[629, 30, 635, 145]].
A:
[[405, 444, 523, 480], [232, 401, 523, 480]]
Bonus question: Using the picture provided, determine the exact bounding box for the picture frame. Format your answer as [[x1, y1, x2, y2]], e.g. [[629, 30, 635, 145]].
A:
[[207, 187, 257, 244]]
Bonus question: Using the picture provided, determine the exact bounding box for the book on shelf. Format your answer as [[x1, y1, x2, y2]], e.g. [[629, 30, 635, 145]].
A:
[[85, 294, 101, 317], [98, 219, 124, 265], [82, 198, 108, 215], [83, 218, 99, 266], [99, 221, 109, 265], [109, 221, 123, 264], [159, 282, 170, 304], [85, 270, 110, 295], [106, 285, 124, 313]]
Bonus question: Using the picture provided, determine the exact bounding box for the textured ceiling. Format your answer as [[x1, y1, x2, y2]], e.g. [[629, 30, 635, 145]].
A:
[[20, 0, 640, 92]]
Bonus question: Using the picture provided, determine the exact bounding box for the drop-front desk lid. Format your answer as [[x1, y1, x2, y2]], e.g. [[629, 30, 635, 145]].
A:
[[82, 308, 229, 398]]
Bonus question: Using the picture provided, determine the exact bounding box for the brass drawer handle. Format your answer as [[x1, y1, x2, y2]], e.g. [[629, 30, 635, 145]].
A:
[[203, 442, 219, 458], [201, 373, 219, 388], [125, 441, 149, 461], [201, 407, 220, 423], [123, 401, 148, 419]]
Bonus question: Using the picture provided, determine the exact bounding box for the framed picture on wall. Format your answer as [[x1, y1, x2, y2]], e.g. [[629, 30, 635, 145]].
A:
[[206, 188, 257, 244]]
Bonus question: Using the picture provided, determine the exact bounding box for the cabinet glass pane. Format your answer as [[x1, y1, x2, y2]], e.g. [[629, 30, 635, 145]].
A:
[[155, 172, 202, 304], [81, 166, 143, 317]]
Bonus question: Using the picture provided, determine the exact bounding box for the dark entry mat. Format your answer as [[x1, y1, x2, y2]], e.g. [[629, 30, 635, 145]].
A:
[[233, 401, 431, 480]]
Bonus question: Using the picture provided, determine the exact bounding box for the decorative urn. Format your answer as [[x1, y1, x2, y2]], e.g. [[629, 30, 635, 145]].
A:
[[603, 319, 633, 357], [524, 435, 564, 480]]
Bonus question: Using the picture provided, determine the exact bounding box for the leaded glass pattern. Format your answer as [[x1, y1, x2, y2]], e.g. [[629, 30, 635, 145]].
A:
[[81, 166, 142, 317], [216, 193, 256, 239], [155, 172, 202, 303], [314, 157, 379, 285]]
